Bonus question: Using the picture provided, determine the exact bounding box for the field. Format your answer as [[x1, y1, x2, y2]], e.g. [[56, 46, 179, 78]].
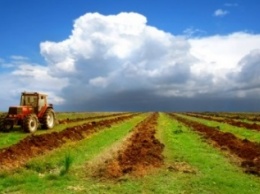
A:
[[1, 112, 260, 193]]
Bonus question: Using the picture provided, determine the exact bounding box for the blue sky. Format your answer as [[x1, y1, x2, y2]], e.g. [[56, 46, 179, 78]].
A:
[[1, 0, 260, 111], [1, 0, 259, 62]]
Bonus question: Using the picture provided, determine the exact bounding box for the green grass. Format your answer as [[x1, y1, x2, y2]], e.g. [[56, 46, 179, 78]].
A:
[[59, 153, 74, 176], [0, 112, 126, 149], [0, 129, 27, 149], [0, 120, 93, 149], [56, 111, 118, 120], [177, 113, 260, 143], [1, 112, 260, 194], [155, 113, 260, 194], [0, 114, 147, 194]]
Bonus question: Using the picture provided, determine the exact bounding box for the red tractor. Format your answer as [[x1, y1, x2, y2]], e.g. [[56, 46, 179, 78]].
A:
[[0, 92, 56, 133]]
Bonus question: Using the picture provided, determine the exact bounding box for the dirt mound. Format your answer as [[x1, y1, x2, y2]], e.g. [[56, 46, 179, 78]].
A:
[[95, 112, 164, 179], [0, 114, 138, 170], [171, 114, 260, 176]]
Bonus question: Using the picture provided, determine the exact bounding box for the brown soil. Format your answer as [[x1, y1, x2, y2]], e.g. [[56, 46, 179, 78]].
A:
[[195, 112, 260, 122], [95, 112, 164, 179], [170, 114, 260, 176], [185, 113, 260, 131], [0, 114, 138, 170]]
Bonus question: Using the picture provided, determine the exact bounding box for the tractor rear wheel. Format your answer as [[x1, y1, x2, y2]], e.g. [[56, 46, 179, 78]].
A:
[[42, 109, 55, 129], [23, 114, 38, 133]]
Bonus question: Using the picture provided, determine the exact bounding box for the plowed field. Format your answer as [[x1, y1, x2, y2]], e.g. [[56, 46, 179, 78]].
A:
[[95, 112, 164, 178], [0, 113, 138, 170], [1, 112, 260, 194], [170, 113, 260, 175]]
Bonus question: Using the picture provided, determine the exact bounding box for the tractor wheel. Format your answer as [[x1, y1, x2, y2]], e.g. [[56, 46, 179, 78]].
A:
[[42, 109, 55, 129], [0, 114, 5, 131], [0, 114, 12, 132], [23, 114, 38, 133], [3, 120, 14, 132]]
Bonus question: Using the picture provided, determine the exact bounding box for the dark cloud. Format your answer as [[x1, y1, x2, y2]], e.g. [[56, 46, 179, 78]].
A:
[[57, 89, 260, 112], [237, 49, 260, 84]]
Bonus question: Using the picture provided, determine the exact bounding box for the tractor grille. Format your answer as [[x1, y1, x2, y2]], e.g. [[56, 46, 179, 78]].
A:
[[8, 107, 22, 114]]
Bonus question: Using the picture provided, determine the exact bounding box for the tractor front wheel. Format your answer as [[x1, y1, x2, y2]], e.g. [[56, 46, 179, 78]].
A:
[[0, 114, 5, 132], [23, 114, 38, 133], [42, 109, 55, 129], [0, 114, 13, 132], [3, 120, 14, 132]]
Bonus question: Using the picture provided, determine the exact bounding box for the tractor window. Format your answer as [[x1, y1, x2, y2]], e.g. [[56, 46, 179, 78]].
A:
[[21, 96, 37, 107], [38, 96, 46, 109]]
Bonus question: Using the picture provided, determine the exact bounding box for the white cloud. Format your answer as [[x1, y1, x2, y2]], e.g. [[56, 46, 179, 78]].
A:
[[0, 58, 68, 110], [214, 9, 229, 17], [189, 32, 260, 99], [189, 32, 260, 78], [12, 64, 68, 89], [235, 49, 260, 85], [39, 12, 197, 101], [183, 27, 207, 37], [224, 3, 238, 7], [1, 12, 260, 111], [89, 76, 109, 88], [10, 55, 29, 61]]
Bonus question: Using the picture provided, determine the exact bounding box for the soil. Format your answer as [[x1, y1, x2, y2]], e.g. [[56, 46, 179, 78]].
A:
[[185, 113, 260, 131], [95, 112, 164, 179], [171, 114, 260, 176], [0, 114, 138, 170], [198, 112, 260, 122]]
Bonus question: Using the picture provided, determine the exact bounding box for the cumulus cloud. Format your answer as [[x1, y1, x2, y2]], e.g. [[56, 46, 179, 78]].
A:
[[189, 32, 260, 98], [214, 9, 229, 17], [228, 49, 260, 98], [40, 12, 199, 106], [1, 12, 260, 111], [189, 33, 260, 77], [0, 57, 67, 108], [236, 49, 260, 83]]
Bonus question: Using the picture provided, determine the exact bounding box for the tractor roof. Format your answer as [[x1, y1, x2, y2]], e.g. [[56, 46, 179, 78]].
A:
[[21, 92, 47, 96]]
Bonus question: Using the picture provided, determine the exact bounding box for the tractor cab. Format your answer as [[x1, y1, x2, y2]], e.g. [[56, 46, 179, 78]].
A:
[[20, 92, 48, 114]]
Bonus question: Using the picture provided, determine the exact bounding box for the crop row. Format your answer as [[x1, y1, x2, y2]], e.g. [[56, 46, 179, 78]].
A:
[[0, 113, 140, 170], [169, 113, 260, 176], [95, 112, 164, 179], [184, 112, 260, 131], [188, 112, 260, 122]]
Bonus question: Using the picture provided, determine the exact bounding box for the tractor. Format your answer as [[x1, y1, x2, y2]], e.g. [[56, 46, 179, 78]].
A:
[[0, 92, 56, 133]]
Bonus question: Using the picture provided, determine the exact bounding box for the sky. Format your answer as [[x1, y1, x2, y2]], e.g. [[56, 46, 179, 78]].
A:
[[0, 0, 260, 112]]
